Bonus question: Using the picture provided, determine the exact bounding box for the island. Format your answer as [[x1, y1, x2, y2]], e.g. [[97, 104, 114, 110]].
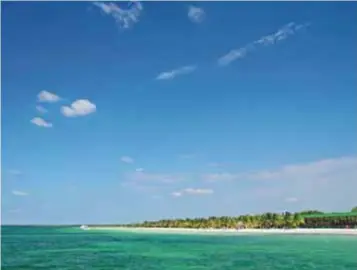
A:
[[87, 207, 357, 235]]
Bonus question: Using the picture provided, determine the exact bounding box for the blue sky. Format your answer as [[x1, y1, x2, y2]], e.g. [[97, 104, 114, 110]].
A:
[[2, 1, 357, 225]]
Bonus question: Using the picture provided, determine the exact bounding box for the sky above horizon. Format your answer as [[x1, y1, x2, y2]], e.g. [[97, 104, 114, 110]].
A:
[[2, 1, 357, 225]]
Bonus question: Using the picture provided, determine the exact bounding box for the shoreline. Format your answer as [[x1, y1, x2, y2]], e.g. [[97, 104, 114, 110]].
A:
[[87, 227, 357, 236]]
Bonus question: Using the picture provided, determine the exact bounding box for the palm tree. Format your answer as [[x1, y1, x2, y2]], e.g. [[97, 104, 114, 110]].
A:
[[283, 212, 294, 228], [292, 213, 304, 228], [121, 209, 357, 229]]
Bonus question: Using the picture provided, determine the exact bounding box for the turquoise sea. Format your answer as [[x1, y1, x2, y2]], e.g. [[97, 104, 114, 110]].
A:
[[1, 226, 357, 270]]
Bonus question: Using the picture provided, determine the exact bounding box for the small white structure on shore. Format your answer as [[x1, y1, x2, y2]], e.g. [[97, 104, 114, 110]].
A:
[[80, 225, 89, 230]]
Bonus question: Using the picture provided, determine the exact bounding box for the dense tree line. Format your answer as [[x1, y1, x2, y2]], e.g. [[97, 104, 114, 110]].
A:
[[303, 215, 357, 228], [121, 209, 357, 229]]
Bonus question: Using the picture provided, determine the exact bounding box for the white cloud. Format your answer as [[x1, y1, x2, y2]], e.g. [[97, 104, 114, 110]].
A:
[[121, 156, 354, 211], [121, 156, 134, 164], [30, 117, 53, 128], [93, 1, 143, 29], [184, 188, 213, 195], [218, 22, 309, 66], [12, 190, 29, 196], [37, 90, 60, 103], [218, 48, 249, 66], [135, 168, 144, 172], [254, 22, 309, 46], [171, 188, 213, 197], [156, 65, 196, 80], [188, 5, 205, 23], [36, 105, 48, 113], [61, 99, 96, 117], [171, 191, 182, 197]]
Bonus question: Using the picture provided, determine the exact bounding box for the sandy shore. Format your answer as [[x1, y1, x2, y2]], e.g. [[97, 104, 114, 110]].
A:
[[87, 227, 357, 235]]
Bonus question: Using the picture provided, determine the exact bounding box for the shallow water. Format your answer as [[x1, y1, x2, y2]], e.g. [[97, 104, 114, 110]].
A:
[[2, 226, 357, 269]]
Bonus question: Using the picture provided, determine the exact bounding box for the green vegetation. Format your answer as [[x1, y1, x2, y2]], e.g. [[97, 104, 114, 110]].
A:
[[351, 206, 357, 212], [298, 210, 323, 215], [121, 209, 357, 229]]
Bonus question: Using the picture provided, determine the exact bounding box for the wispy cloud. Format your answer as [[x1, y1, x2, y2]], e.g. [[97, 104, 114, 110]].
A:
[[121, 156, 134, 164], [202, 156, 357, 183], [188, 5, 205, 23], [8, 170, 22, 176], [93, 1, 143, 29], [30, 117, 53, 128], [8, 209, 21, 214], [202, 173, 240, 182], [120, 181, 158, 192], [171, 191, 183, 197], [156, 65, 196, 80], [179, 154, 195, 159], [37, 90, 60, 103], [61, 99, 96, 117], [171, 188, 213, 197], [12, 190, 29, 196], [135, 168, 144, 172], [286, 197, 298, 203], [126, 171, 180, 184], [184, 188, 213, 195], [119, 156, 355, 210], [218, 48, 249, 66], [119, 156, 355, 211], [36, 105, 47, 113], [207, 162, 234, 168], [202, 156, 357, 210], [254, 22, 309, 46], [122, 171, 184, 192], [218, 22, 309, 66], [208, 162, 223, 167], [68, 185, 77, 193], [247, 156, 357, 182]]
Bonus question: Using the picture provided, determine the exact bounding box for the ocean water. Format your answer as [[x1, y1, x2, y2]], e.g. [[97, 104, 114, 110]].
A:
[[1, 226, 357, 270]]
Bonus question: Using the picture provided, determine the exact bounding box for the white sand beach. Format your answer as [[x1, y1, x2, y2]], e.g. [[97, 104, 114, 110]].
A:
[[88, 227, 357, 236]]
